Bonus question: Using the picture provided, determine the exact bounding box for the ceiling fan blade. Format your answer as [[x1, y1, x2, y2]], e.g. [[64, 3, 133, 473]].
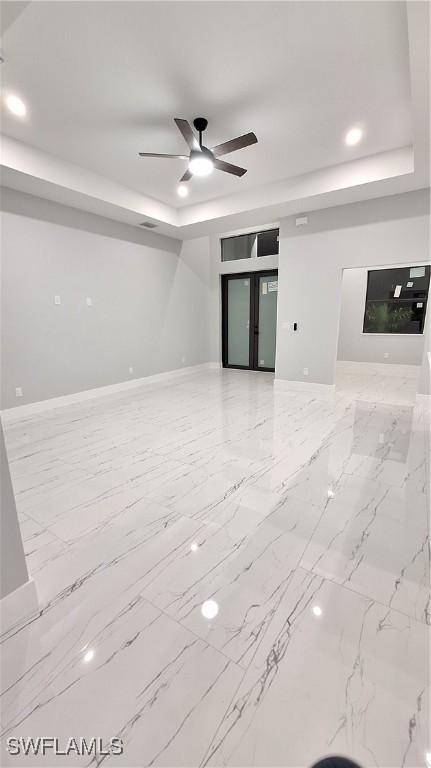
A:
[[211, 132, 257, 157], [213, 159, 247, 177], [174, 118, 200, 152], [138, 152, 188, 159], [179, 168, 193, 182]]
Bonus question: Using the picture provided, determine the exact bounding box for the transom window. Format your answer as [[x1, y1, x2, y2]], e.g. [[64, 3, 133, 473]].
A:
[[221, 229, 279, 262]]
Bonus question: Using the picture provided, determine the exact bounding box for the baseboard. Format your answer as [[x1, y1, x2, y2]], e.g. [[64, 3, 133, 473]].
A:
[[1, 363, 218, 422], [0, 578, 38, 636], [274, 378, 335, 395], [416, 393, 431, 402], [337, 361, 420, 378]]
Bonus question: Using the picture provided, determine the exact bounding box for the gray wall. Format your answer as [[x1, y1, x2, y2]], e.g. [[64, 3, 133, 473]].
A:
[[2, 188, 430, 406], [1, 189, 212, 409], [337, 266, 425, 365], [275, 189, 430, 385], [417, 313, 431, 396], [0, 421, 28, 599]]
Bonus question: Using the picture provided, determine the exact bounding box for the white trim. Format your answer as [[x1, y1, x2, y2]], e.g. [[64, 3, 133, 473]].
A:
[[274, 378, 335, 395], [219, 222, 280, 239], [360, 333, 424, 337], [219, 254, 279, 275], [416, 393, 431, 405], [0, 578, 38, 636], [0, 363, 217, 422], [365, 261, 430, 272], [336, 361, 420, 378]]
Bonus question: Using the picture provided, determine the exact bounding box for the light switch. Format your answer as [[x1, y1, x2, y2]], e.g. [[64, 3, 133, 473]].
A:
[[15, 387, 23, 398], [54, 295, 61, 305], [86, 297, 93, 306]]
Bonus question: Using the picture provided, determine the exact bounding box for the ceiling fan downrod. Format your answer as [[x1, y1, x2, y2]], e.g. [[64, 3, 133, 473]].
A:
[[193, 117, 208, 149]]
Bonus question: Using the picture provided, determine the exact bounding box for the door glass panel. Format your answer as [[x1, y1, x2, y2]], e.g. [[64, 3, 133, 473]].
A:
[[227, 278, 250, 366], [257, 276, 278, 369]]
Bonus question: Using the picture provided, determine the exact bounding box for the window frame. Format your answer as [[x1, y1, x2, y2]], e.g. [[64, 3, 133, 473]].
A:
[[362, 264, 430, 336], [220, 228, 279, 263]]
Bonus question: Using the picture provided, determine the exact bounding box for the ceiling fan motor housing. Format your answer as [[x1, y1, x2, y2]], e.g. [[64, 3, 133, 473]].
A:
[[193, 117, 208, 133], [190, 147, 213, 162]]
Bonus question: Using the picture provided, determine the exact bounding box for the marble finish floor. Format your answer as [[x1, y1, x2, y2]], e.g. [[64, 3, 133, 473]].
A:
[[1, 367, 430, 767]]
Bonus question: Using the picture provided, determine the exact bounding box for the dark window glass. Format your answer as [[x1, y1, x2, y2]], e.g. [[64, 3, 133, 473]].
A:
[[363, 265, 430, 334], [257, 229, 279, 257], [221, 229, 279, 262]]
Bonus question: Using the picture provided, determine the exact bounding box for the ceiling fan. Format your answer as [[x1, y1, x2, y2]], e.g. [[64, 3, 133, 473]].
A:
[[139, 117, 258, 182]]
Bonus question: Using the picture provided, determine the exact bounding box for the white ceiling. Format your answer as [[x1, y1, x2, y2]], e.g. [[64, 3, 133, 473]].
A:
[[0, 1, 428, 237], [1, 1, 413, 207]]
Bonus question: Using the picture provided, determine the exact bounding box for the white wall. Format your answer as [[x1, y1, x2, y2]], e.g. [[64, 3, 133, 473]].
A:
[[1, 189, 211, 409], [275, 189, 430, 386], [417, 313, 431, 396], [337, 266, 426, 365]]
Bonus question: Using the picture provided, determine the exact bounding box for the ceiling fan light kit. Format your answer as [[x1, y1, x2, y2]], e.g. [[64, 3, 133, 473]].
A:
[[139, 117, 258, 184]]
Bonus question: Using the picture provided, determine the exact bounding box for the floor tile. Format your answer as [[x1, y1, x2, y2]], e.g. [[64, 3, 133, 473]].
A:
[[301, 474, 430, 624], [2, 367, 429, 768], [1, 590, 243, 767], [203, 568, 429, 768], [144, 494, 323, 668]]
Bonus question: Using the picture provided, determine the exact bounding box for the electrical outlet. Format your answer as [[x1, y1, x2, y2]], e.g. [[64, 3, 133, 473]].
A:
[[129, 366, 134, 375], [86, 297, 93, 306], [303, 367, 309, 376], [383, 352, 389, 359], [15, 387, 23, 398], [54, 295, 61, 305]]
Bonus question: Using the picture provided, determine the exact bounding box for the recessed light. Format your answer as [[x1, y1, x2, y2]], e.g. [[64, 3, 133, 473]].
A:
[[5, 94, 27, 118], [190, 541, 199, 552], [201, 599, 219, 619], [312, 605, 323, 617], [177, 185, 189, 198], [345, 127, 363, 146], [83, 648, 94, 663]]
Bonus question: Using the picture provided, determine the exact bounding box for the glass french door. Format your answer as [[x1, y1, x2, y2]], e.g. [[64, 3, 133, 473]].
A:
[[222, 270, 278, 372]]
